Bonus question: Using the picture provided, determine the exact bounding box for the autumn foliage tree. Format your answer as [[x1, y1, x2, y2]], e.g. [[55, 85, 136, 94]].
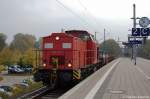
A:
[[138, 39, 150, 59], [0, 33, 7, 52], [0, 33, 36, 67], [100, 39, 121, 57], [21, 48, 36, 67], [0, 47, 13, 65], [10, 33, 36, 53]]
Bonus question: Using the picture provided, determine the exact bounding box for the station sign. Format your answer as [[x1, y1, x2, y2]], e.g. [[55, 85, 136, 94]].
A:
[[132, 28, 150, 36], [141, 28, 150, 36], [122, 42, 132, 47], [132, 28, 140, 36], [129, 40, 142, 44]]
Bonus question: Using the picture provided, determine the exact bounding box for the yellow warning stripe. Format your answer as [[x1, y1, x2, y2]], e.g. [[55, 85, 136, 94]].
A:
[[73, 73, 79, 79], [73, 70, 80, 80], [73, 75, 80, 80], [73, 71, 79, 76]]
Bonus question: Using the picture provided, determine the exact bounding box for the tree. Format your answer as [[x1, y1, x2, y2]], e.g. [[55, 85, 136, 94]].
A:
[[10, 33, 36, 53], [138, 39, 150, 59], [0, 47, 13, 65], [11, 50, 22, 64], [21, 48, 36, 67], [0, 33, 7, 52], [100, 39, 121, 57]]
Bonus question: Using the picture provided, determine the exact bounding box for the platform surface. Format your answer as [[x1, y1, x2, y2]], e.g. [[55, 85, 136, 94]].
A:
[[94, 57, 150, 99], [59, 57, 150, 99]]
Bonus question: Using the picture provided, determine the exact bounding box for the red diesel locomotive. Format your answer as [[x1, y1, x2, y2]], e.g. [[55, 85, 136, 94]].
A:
[[34, 30, 105, 86]]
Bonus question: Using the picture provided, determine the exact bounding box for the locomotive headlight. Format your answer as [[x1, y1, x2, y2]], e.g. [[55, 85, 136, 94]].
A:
[[67, 63, 72, 67], [43, 63, 46, 67], [55, 36, 60, 40]]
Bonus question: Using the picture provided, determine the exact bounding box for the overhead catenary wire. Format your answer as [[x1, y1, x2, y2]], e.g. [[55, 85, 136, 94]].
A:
[[77, 0, 110, 43], [55, 0, 98, 32], [77, 0, 102, 32]]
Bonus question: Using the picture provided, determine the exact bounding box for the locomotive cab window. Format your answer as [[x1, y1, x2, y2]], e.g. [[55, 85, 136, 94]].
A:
[[44, 43, 53, 48], [90, 35, 95, 41], [62, 43, 72, 48], [80, 34, 90, 40]]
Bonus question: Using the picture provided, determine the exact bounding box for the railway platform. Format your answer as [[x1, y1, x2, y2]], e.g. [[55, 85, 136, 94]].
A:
[[58, 57, 150, 99]]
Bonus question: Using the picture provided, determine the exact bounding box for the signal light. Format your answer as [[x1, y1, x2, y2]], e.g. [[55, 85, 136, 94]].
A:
[[43, 63, 46, 67], [67, 63, 72, 67]]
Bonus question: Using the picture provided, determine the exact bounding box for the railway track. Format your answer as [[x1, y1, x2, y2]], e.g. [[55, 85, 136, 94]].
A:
[[18, 86, 52, 99], [18, 86, 71, 99], [18, 61, 114, 99], [40, 88, 69, 99]]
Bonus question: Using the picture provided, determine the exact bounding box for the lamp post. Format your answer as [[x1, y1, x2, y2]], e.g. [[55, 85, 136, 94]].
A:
[[103, 28, 106, 64], [132, 4, 137, 65]]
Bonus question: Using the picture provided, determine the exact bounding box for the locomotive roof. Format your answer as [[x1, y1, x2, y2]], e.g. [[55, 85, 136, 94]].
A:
[[65, 30, 90, 34], [65, 30, 95, 41], [42, 32, 75, 38], [42, 30, 96, 41]]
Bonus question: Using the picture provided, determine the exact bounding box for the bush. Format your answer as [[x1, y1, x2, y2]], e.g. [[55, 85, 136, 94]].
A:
[[0, 65, 6, 72], [12, 86, 24, 95], [11, 82, 43, 98]]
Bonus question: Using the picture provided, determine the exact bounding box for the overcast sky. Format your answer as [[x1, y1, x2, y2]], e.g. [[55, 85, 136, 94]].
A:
[[0, 0, 150, 43]]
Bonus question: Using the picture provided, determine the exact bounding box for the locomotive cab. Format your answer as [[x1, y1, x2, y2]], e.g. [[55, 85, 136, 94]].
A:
[[42, 33, 74, 70]]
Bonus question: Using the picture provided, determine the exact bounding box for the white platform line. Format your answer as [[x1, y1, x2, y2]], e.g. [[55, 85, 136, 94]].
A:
[[84, 59, 120, 99], [135, 66, 150, 80]]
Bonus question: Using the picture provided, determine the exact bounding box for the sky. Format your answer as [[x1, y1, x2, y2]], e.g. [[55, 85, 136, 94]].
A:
[[0, 0, 150, 43]]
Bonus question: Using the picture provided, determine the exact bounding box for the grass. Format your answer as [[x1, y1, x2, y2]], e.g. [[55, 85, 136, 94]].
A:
[[11, 82, 43, 98], [0, 92, 9, 99], [0, 65, 4, 81], [5, 73, 32, 76]]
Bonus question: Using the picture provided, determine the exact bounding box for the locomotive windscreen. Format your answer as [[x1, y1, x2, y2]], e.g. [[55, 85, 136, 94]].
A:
[[65, 30, 95, 41]]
